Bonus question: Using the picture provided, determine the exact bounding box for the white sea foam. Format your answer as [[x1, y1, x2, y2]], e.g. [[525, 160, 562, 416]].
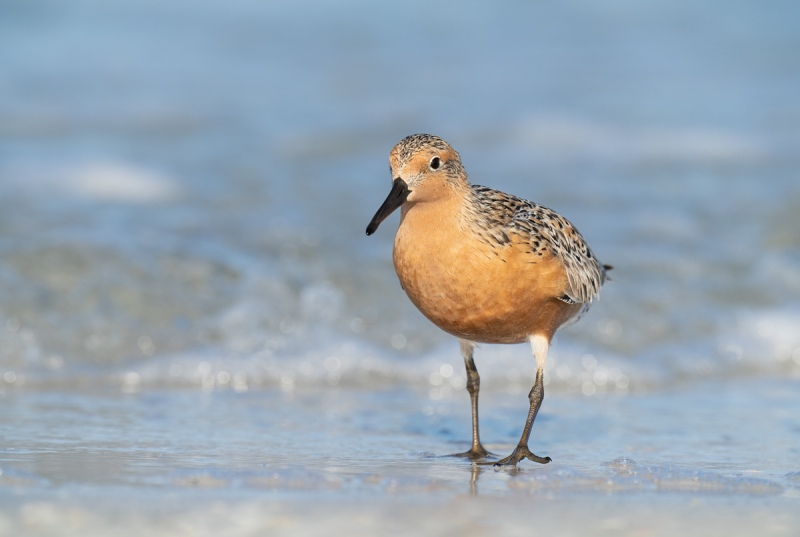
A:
[[1, 159, 180, 203], [731, 307, 800, 369], [64, 161, 181, 203], [513, 117, 768, 162]]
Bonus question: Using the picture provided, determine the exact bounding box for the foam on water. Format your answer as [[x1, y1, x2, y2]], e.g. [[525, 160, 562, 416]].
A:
[[2, 159, 181, 203], [511, 117, 772, 163]]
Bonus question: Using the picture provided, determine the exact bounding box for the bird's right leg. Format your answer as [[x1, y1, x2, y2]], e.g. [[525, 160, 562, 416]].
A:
[[451, 339, 494, 460]]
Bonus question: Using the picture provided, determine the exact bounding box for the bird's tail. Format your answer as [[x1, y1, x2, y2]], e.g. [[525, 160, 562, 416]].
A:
[[601, 264, 613, 283]]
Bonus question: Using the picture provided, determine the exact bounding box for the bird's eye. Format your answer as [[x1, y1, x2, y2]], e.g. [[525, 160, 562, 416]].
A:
[[429, 157, 441, 170]]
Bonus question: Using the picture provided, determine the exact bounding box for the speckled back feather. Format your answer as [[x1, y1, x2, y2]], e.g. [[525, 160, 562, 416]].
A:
[[468, 185, 608, 305]]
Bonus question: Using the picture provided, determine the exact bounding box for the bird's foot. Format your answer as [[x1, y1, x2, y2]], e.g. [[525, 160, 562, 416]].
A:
[[486, 445, 551, 467], [450, 444, 495, 461]]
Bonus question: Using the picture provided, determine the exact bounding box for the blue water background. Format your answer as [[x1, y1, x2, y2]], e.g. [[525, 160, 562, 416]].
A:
[[1, 1, 799, 534]]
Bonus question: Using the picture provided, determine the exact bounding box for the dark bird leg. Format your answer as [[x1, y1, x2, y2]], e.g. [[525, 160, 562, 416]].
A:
[[492, 366, 551, 466], [493, 335, 552, 466], [451, 340, 494, 460]]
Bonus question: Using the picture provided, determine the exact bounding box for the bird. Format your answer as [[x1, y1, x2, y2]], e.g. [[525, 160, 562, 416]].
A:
[[366, 134, 611, 466]]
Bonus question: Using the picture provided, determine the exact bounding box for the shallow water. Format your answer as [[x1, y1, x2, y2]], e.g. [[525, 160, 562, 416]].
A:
[[2, 0, 800, 535], [2, 382, 800, 535]]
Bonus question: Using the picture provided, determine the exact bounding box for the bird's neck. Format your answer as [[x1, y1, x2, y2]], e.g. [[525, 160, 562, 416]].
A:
[[399, 179, 471, 221]]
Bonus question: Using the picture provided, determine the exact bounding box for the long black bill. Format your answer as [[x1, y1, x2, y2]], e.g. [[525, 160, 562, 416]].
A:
[[365, 178, 410, 236]]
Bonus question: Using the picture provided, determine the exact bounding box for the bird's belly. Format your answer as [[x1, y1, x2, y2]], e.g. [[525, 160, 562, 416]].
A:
[[393, 234, 578, 344]]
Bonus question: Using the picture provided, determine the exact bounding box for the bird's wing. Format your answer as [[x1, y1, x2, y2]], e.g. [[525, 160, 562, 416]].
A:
[[470, 185, 608, 304], [511, 202, 607, 304]]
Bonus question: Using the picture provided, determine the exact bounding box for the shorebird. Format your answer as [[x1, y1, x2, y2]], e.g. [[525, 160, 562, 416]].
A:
[[366, 134, 611, 466]]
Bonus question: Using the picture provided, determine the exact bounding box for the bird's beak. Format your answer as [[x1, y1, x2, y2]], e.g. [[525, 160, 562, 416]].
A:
[[366, 178, 410, 236]]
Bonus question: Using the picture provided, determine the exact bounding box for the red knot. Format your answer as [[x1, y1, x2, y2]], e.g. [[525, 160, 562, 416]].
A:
[[367, 134, 611, 466]]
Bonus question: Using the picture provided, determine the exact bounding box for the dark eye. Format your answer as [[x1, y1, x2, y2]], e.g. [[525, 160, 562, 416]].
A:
[[429, 157, 441, 170]]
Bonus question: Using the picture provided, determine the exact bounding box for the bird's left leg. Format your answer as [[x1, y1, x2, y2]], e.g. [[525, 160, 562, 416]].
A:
[[492, 334, 552, 466]]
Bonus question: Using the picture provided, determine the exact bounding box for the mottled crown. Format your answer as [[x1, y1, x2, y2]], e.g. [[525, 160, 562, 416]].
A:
[[390, 134, 466, 184], [392, 134, 456, 163]]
